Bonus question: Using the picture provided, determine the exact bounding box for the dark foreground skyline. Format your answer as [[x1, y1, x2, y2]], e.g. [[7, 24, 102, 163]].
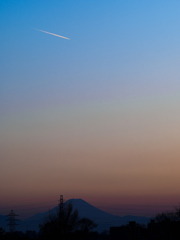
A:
[[0, 198, 154, 233], [1, 198, 180, 240]]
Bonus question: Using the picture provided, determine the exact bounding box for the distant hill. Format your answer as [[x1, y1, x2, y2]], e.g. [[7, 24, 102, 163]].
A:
[[0, 199, 150, 233], [0, 215, 8, 230]]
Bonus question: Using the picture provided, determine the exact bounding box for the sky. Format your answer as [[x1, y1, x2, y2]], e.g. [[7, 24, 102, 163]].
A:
[[1, 0, 180, 218]]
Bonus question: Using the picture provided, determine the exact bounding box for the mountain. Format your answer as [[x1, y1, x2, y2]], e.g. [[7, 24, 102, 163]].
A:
[[0, 199, 150, 233], [64, 199, 150, 232], [0, 215, 8, 230]]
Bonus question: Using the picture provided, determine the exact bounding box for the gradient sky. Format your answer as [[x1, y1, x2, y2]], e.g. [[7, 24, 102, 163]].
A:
[[1, 0, 180, 218]]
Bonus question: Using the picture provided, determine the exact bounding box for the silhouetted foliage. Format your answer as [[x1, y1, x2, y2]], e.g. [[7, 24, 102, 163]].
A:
[[0, 229, 30, 240], [75, 217, 98, 240], [77, 217, 98, 232], [110, 222, 147, 240], [150, 205, 180, 240], [38, 201, 97, 240], [0, 227, 5, 236], [0, 228, 6, 239]]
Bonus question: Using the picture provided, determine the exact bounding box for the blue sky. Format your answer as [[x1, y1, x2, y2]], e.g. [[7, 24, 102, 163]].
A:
[[1, 0, 180, 112], [1, 0, 180, 217]]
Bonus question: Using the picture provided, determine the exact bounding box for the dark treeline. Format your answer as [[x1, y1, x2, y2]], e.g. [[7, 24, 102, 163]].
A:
[[1, 203, 180, 240], [0, 228, 109, 240], [110, 205, 180, 240], [0, 201, 109, 240]]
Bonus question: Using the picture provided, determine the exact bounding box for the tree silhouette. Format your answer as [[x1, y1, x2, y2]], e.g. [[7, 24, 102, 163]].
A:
[[0, 228, 5, 238], [39, 201, 97, 240], [150, 205, 180, 240]]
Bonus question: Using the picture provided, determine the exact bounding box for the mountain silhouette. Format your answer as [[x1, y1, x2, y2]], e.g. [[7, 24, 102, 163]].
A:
[[0, 215, 8, 230], [0, 199, 150, 233]]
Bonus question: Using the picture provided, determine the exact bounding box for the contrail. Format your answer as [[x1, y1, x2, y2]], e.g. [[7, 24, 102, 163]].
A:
[[34, 28, 70, 40]]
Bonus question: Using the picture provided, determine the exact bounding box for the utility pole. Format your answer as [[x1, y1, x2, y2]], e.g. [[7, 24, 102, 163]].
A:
[[59, 195, 64, 223], [59, 195, 64, 235], [7, 210, 19, 233], [59, 195, 64, 217]]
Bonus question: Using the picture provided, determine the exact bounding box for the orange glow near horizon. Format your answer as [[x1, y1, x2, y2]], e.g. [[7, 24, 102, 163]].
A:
[[1, 94, 180, 218]]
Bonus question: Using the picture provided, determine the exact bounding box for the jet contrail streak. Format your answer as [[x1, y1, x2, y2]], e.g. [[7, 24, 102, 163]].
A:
[[34, 28, 70, 40]]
